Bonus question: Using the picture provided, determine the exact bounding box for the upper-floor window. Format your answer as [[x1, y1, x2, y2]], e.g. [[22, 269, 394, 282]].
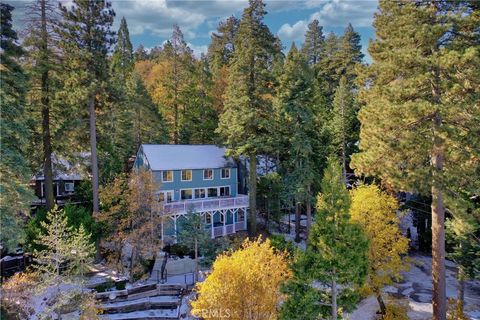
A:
[[203, 169, 213, 180], [162, 170, 173, 182], [221, 168, 230, 179], [181, 169, 192, 181], [65, 182, 74, 192]]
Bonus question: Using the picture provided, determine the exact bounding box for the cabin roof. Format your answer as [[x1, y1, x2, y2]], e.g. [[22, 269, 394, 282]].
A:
[[140, 144, 236, 171]]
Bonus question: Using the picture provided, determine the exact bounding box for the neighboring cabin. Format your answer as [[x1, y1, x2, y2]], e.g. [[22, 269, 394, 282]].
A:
[[134, 144, 249, 244], [30, 154, 89, 208]]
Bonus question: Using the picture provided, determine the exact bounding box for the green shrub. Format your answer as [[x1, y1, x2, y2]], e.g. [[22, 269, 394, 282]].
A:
[[95, 279, 114, 293], [169, 243, 190, 258], [383, 300, 408, 320]]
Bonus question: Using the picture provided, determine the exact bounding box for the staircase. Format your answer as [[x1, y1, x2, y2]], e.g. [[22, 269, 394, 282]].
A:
[[97, 283, 184, 320]]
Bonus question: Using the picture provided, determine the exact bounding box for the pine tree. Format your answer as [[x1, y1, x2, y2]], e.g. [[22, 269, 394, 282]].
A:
[[111, 16, 134, 82], [282, 158, 368, 320], [351, 2, 480, 319], [23, 0, 59, 211], [34, 207, 96, 318], [70, 224, 96, 281], [207, 16, 239, 73], [207, 16, 240, 115], [301, 19, 324, 65], [217, 0, 280, 236], [57, 0, 115, 214], [338, 23, 363, 83], [330, 76, 359, 184], [177, 210, 210, 282], [277, 43, 318, 239], [445, 192, 480, 316], [0, 3, 32, 249]]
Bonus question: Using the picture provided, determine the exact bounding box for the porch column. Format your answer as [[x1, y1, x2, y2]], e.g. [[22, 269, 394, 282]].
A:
[[244, 208, 247, 230], [174, 215, 177, 243], [211, 212, 214, 239], [222, 211, 226, 236], [233, 210, 236, 233]]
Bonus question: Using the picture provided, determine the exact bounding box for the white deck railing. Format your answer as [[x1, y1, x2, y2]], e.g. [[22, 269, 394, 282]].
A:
[[160, 194, 249, 215]]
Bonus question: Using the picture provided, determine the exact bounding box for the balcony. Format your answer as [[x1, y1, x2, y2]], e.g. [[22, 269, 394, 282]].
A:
[[160, 194, 249, 215]]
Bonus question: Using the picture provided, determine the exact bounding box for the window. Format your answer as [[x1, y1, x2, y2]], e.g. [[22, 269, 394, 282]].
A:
[[181, 169, 192, 181], [207, 187, 218, 198], [203, 169, 213, 180], [159, 191, 174, 203], [181, 189, 193, 200], [221, 168, 230, 179], [206, 214, 212, 224], [219, 186, 230, 197], [166, 191, 173, 202], [65, 182, 74, 192], [195, 188, 206, 199], [162, 170, 173, 182]]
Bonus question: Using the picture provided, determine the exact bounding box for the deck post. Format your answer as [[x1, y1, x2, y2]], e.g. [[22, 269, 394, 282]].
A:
[[233, 211, 236, 233], [244, 208, 247, 230], [223, 211, 226, 236], [174, 215, 177, 243], [211, 213, 214, 239]]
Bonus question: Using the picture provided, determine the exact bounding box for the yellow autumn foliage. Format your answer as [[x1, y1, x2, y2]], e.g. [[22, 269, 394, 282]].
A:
[[350, 185, 410, 296], [191, 237, 292, 320]]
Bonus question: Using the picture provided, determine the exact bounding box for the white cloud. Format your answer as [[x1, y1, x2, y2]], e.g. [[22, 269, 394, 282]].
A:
[[309, 0, 377, 27], [187, 42, 208, 58], [277, 0, 377, 43], [278, 20, 308, 41]]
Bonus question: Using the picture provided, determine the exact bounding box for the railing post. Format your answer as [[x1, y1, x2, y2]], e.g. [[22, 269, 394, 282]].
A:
[[211, 217, 214, 239]]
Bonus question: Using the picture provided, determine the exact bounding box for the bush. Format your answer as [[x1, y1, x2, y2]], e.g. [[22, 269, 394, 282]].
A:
[[95, 279, 114, 293], [269, 234, 296, 258], [383, 300, 408, 320], [169, 243, 190, 258]]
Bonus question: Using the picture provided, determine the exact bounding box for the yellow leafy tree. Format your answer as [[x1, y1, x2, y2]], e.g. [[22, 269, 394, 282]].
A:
[[191, 238, 291, 320], [350, 185, 410, 315]]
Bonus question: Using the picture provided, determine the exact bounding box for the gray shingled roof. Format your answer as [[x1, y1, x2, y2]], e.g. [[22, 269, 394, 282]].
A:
[[140, 144, 236, 171]]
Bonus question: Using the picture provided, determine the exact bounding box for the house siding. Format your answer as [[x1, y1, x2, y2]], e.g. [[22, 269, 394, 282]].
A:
[[153, 167, 238, 201]]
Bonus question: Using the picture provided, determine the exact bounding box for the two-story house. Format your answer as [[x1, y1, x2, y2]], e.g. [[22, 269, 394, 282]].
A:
[[133, 144, 249, 243]]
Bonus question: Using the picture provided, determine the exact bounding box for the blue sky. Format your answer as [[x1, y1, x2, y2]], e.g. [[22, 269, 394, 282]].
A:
[[9, 0, 378, 62]]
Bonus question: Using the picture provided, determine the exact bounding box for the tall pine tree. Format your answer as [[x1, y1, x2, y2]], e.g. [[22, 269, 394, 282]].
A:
[[217, 0, 279, 236], [0, 3, 32, 249], [330, 76, 359, 184], [301, 19, 325, 66], [281, 158, 368, 320], [111, 16, 133, 82], [57, 0, 115, 214], [23, 0, 59, 211], [277, 43, 318, 239], [351, 2, 480, 319]]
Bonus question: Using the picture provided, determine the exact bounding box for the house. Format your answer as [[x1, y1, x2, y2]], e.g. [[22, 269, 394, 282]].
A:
[[31, 153, 89, 207], [133, 144, 249, 243]]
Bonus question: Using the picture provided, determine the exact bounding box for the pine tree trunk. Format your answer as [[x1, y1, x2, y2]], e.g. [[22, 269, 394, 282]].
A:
[[376, 292, 386, 315], [431, 112, 446, 320], [248, 155, 257, 237], [295, 200, 301, 243], [332, 270, 337, 320], [457, 266, 465, 315], [40, 0, 54, 211], [89, 95, 100, 215], [194, 237, 198, 283], [306, 184, 312, 238]]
